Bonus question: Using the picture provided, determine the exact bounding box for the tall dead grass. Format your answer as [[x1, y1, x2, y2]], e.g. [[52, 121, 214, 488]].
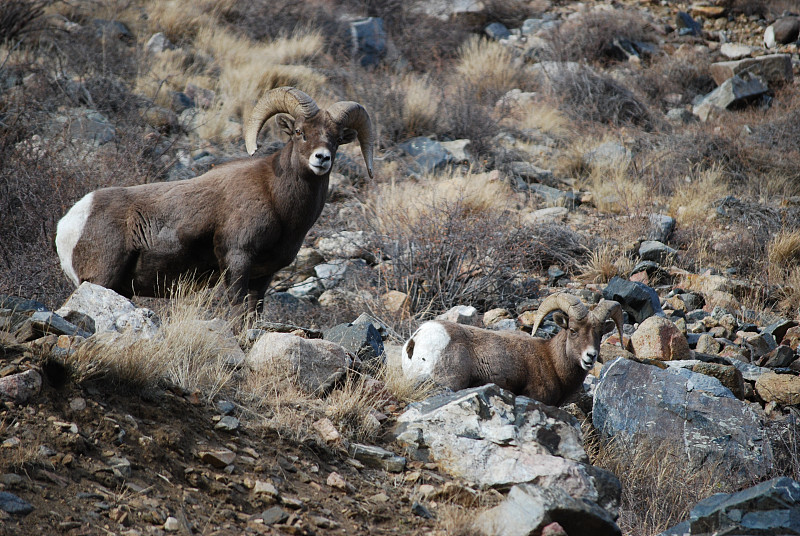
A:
[[590, 437, 736, 536], [63, 278, 239, 400], [455, 36, 525, 101]]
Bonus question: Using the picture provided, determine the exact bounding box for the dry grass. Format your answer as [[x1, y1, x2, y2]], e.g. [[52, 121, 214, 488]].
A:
[[400, 74, 441, 137], [368, 171, 519, 231], [582, 158, 650, 216], [578, 242, 634, 284], [768, 229, 800, 274], [144, 0, 239, 43], [135, 20, 325, 143], [668, 166, 730, 227], [62, 279, 239, 400], [455, 36, 524, 102], [590, 437, 736, 536]]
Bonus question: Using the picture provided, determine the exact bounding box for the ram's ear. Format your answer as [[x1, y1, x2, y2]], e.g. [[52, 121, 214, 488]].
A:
[[276, 113, 295, 136], [603, 318, 617, 334], [553, 312, 569, 329]]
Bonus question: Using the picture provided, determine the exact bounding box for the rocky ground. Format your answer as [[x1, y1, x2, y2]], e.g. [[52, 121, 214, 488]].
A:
[[2, 0, 800, 535]]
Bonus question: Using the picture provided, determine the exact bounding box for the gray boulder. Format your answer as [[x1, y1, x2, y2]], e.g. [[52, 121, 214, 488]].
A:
[[349, 17, 386, 67], [647, 214, 676, 242], [693, 73, 769, 122], [602, 276, 664, 324], [594, 358, 773, 481], [246, 332, 354, 395], [393, 384, 621, 513], [474, 483, 621, 536], [638, 240, 678, 264], [710, 54, 793, 87], [398, 137, 455, 174], [323, 321, 384, 364], [485, 22, 510, 40], [56, 282, 160, 338], [658, 477, 800, 536], [436, 305, 482, 326]]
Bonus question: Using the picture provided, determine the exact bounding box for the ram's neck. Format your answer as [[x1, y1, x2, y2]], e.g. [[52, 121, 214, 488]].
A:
[[270, 146, 330, 229]]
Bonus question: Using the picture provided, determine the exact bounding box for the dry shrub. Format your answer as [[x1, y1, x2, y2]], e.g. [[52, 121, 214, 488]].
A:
[[541, 7, 655, 65], [455, 36, 525, 102], [647, 127, 749, 187], [145, 0, 239, 44], [62, 278, 239, 399], [590, 437, 738, 536], [441, 82, 500, 163], [578, 242, 634, 284], [634, 48, 716, 109], [363, 173, 587, 320], [547, 67, 653, 129], [0, 0, 47, 43], [768, 229, 800, 277], [668, 166, 730, 227]]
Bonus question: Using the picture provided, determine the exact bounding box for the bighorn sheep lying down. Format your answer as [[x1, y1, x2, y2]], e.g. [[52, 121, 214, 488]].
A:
[[401, 293, 624, 405], [55, 87, 374, 312]]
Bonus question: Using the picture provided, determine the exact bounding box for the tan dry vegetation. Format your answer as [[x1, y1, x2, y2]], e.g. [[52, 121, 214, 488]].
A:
[[399, 74, 441, 137], [668, 166, 730, 227], [583, 160, 650, 216], [143, 0, 239, 43], [455, 36, 524, 100], [368, 170, 520, 232], [589, 438, 735, 536], [768, 229, 800, 274], [578, 242, 634, 284], [63, 279, 239, 400]]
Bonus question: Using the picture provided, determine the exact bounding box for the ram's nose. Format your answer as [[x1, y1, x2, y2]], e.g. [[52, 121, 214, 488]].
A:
[[309, 148, 332, 175], [581, 349, 598, 370]]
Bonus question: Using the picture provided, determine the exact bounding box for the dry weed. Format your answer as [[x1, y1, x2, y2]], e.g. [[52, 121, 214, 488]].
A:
[[578, 242, 634, 284], [63, 278, 239, 400], [668, 166, 730, 227], [768, 229, 800, 274], [590, 437, 737, 536], [455, 36, 524, 101]]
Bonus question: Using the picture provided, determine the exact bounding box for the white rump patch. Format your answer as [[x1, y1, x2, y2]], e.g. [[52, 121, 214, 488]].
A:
[[55, 191, 94, 287], [401, 321, 451, 380]]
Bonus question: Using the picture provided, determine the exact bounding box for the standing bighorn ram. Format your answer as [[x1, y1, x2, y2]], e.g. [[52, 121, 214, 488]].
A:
[[401, 293, 624, 405], [55, 87, 374, 312]]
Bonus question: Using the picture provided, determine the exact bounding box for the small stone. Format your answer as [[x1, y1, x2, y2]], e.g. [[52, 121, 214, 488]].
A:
[[69, 397, 86, 411], [163, 516, 180, 531], [369, 492, 390, 503], [411, 501, 434, 519], [2, 437, 21, 448], [199, 447, 236, 468], [310, 515, 339, 529], [253, 480, 279, 499], [418, 484, 436, 498], [313, 418, 341, 443], [214, 415, 240, 432], [326, 471, 349, 490], [260, 506, 289, 525], [0, 491, 33, 515]]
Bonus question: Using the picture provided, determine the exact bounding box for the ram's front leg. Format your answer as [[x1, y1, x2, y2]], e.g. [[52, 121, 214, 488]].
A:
[[222, 249, 254, 317]]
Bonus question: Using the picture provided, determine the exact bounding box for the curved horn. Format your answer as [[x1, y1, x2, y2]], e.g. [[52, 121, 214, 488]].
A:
[[530, 293, 588, 336], [592, 299, 625, 349], [327, 101, 375, 179], [244, 86, 320, 156]]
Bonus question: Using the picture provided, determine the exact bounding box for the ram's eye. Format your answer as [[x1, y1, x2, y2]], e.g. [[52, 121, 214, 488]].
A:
[[569, 329, 577, 336]]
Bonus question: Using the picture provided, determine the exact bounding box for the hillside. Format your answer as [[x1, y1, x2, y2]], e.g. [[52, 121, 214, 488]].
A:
[[1, 0, 800, 535]]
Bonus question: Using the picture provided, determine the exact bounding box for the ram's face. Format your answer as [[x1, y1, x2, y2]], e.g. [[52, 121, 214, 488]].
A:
[[278, 113, 358, 176], [554, 314, 602, 371]]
